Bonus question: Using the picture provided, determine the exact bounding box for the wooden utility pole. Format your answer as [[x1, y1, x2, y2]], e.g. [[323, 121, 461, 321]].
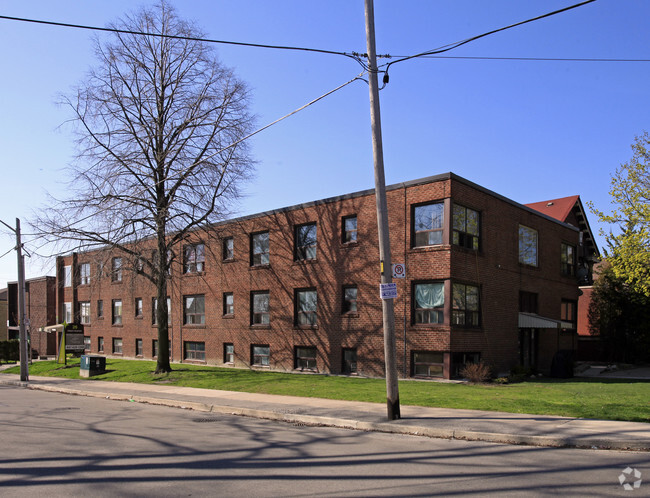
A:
[[364, 0, 400, 420], [0, 218, 29, 381]]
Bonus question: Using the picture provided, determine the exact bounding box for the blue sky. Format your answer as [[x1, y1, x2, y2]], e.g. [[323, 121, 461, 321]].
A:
[[0, 0, 648, 288]]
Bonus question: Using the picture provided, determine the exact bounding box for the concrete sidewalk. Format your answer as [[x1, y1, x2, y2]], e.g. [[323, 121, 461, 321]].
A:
[[1, 372, 649, 452]]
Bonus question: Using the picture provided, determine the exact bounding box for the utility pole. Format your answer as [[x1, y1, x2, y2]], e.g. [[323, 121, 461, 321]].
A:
[[0, 218, 29, 381], [364, 0, 400, 420]]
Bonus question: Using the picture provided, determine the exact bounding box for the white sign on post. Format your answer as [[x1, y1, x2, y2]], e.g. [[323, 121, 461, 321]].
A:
[[392, 263, 406, 278], [380, 283, 398, 299]]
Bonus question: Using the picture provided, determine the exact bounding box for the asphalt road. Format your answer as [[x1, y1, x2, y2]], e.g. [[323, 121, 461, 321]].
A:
[[0, 385, 648, 497]]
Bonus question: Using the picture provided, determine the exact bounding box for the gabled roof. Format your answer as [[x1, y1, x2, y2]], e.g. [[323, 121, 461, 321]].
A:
[[525, 195, 600, 258], [524, 195, 580, 223]]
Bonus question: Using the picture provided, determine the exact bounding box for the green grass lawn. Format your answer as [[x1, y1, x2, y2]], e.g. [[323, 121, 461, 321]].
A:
[[3, 359, 650, 423]]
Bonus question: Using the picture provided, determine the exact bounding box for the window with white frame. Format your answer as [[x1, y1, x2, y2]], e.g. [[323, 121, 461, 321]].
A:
[[184, 341, 205, 361], [79, 301, 91, 324], [251, 291, 270, 325], [224, 343, 234, 363], [251, 231, 270, 266], [251, 345, 270, 366], [79, 263, 90, 285], [112, 257, 123, 282], [296, 289, 317, 326], [413, 282, 444, 324], [413, 202, 444, 247], [112, 300, 122, 325], [63, 266, 72, 287], [112, 337, 123, 354], [183, 294, 205, 325]]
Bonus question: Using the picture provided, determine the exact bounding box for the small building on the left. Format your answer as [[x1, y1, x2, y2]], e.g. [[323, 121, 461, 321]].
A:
[[7, 276, 57, 357]]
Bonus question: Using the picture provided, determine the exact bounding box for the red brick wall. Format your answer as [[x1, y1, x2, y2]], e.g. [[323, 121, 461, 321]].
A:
[[60, 173, 581, 378]]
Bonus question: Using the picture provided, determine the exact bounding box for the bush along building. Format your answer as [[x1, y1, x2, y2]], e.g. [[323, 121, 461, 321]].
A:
[[54, 172, 598, 379]]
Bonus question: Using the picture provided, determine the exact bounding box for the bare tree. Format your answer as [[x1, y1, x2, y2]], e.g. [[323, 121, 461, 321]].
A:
[[34, 1, 255, 373]]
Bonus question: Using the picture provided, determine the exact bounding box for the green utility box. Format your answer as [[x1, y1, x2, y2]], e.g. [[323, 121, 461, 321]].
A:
[[80, 355, 106, 377]]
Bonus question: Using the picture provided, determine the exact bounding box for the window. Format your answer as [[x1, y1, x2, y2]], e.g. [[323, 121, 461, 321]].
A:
[[79, 263, 90, 285], [414, 282, 444, 324], [135, 338, 143, 356], [295, 346, 317, 371], [152, 339, 158, 358], [451, 352, 481, 378], [519, 291, 538, 314], [112, 299, 123, 325], [519, 225, 538, 267], [224, 343, 234, 363], [250, 231, 270, 266], [152, 297, 171, 325], [561, 243, 576, 276], [135, 298, 143, 318], [223, 292, 234, 316], [251, 345, 270, 366], [413, 351, 444, 378], [84, 336, 91, 351], [295, 223, 317, 260], [64, 302, 72, 324], [79, 301, 91, 324], [223, 237, 234, 261], [112, 257, 123, 282], [63, 265, 72, 287], [97, 300, 104, 319], [184, 341, 206, 361], [112, 337, 123, 354], [342, 285, 358, 314], [184, 243, 205, 273], [342, 215, 358, 243], [251, 291, 270, 325], [98, 336, 104, 353], [452, 205, 480, 250], [561, 300, 577, 325], [183, 294, 205, 325], [342, 348, 357, 374], [296, 289, 317, 326], [452, 283, 480, 326], [413, 202, 444, 247]]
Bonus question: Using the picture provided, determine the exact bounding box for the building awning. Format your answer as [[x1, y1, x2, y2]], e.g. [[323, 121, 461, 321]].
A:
[[39, 324, 64, 334], [518, 312, 561, 329]]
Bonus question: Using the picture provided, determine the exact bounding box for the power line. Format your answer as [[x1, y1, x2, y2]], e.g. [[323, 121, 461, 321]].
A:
[[388, 55, 650, 63], [0, 14, 369, 63], [380, 0, 597, 76]]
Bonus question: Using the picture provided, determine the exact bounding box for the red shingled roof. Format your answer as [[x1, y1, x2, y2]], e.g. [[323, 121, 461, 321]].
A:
[[524, 195, 580, 223]]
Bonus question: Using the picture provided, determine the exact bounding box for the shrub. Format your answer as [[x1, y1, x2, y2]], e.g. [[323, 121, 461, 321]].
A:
[[460, 362, 491, 383], [0, 340, 20, 363]]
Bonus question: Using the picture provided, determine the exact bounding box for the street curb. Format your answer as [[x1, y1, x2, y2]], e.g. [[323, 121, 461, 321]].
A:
[[2, 378, 648, 452]]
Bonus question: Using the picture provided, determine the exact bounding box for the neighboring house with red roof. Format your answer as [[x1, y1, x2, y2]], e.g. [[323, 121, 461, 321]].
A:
[[525, 196, 601, 361]]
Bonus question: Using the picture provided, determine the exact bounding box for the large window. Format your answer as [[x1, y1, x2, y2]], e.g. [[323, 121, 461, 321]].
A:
[[79, 263, 90, 285], [152, 297, 171, 325], [413, 202, 444, 247], [561, 299, 577, 325], [183, 243, 205, 273], [452, 205, 480, 250], [519, 225, 538, 267], [183, 295, 205, 325], [223, 237, 234, 261], [412, 351, 444, 378], [342, 285, 358, 314], [561, 243, 576, 276], [223, 292, 234, 316], [296, 289, 317, 326], [63, 302, 72, 324], [79, 301, 91, 324], [295, 223, 317, 260], [112, 299, 123, 325], [342, 215, 358, 243], [184, 341, 205, 361], [413, 282, 444, 324], [224, 343, 234, 363], [251, 345, 270, 366], [112, 337, 123, 354], [112, 257, 123, 282], [251, 231, 270, 266], [452, 283, 480, 326], [342, 348, 357, 374], [63, 265, 72, 287], [251, 291, 270, 325], [295, 346, 317, 371]]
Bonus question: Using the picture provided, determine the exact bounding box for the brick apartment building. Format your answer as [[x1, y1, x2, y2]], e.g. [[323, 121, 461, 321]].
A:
[[7, 276, 57, 357], [53, 172, 598, 379]]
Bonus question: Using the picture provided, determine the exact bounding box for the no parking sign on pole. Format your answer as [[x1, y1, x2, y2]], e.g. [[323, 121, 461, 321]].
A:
[[392, 263, 406, 279]]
